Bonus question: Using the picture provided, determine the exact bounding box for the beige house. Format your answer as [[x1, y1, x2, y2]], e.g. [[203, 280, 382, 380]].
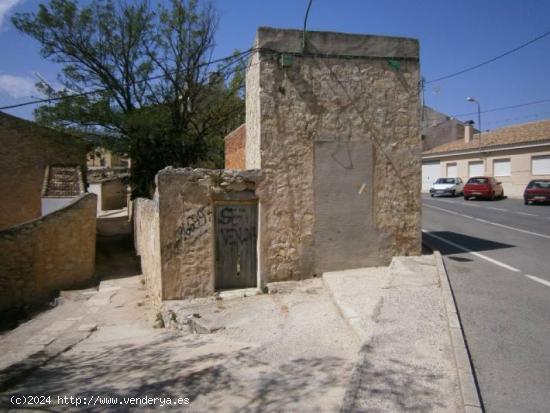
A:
[[422, 119, 550, 198]]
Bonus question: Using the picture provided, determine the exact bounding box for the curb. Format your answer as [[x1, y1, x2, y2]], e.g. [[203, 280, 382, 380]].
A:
[[321, 275, 370, 345], [430, 247, 483, 413]]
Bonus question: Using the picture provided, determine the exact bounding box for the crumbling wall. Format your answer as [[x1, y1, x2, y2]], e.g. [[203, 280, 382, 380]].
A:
[[0, 193, 96, 315], [134, 198, 162, 307], [246, 28, 422, 281]]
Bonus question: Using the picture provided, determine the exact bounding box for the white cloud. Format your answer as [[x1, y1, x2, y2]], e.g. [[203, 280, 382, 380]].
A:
[[0, 74, 36, 98], [0, 0, 24, 28]]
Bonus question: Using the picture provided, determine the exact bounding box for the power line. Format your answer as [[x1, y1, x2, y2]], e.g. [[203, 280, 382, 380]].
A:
[[0, 49, 254, 111], [485, 110, 550, 126], [452, 97, 550, 117], [425, 28, 550, 84]]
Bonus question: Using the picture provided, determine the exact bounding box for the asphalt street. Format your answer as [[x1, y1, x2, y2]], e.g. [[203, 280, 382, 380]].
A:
[[422, 194, 550, 413]]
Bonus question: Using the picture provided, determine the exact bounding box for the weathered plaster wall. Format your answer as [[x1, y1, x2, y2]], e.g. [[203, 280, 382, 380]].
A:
[[246, 51, 262, 169], [0, 193, 96, 315], [246, 28, 422, 281], [0, 112, 88, 230], [156, 168, 260, 299], [134, 197, 162, 307]]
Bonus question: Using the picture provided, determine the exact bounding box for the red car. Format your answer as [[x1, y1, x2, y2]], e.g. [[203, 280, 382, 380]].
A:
[[464, 176, 504, 200], [524, 179, 550, 205]]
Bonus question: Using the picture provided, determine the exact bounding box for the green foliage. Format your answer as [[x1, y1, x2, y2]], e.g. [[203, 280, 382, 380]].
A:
[[13, 0, 245, 198]]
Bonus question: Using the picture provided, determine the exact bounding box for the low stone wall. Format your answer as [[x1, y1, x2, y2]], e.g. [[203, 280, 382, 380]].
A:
[[134, 198, 162, 307], [0, 193, 97, 315]]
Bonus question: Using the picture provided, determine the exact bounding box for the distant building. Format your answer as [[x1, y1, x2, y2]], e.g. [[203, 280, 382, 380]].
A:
[[421, 106, 476, 151], [422, 119, 550, 197], [0, 112, 87, 230], [86, 146, 130, 213], [87, 147, 129, 169]]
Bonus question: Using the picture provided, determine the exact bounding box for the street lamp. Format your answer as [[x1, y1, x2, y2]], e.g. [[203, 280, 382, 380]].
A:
[[467, 96, 483, 172], [466, 97, 481, 133]]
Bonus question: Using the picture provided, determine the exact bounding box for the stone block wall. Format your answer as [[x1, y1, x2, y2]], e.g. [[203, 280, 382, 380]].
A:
[[134, 198, 162, 307], [0, 193, 97, 315], [224, 124, 246, 170], [246, 28, 422, 281], [0, 112, 87, 230]]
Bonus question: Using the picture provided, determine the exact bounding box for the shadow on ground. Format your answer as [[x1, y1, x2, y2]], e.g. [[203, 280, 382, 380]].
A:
[[423, 231, 515, 255], [341, 344, 448, 413], [0, 333, 350, 412]]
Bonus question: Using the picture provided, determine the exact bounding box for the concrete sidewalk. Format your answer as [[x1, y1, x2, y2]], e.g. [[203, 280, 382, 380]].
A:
[[324, 255, 469, 412]]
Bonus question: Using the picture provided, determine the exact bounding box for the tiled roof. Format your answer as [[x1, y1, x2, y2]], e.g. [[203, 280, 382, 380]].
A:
[[423, 119, 550, 155], [42, 165, 85, 197]]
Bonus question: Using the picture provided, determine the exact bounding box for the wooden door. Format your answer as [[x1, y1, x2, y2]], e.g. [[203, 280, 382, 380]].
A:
[[215, 203, 258, 289]]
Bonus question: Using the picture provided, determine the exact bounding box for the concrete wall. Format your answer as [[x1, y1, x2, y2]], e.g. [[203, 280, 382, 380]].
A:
[[0, 193, 97, 315], [88, 183, 103, 212], [0, 112, 87, 230], [246, 28, 422, 280], [133, 168, 262, 300], [134, 198, 162, 307], [425, 146, 550, 198], [224, 124, 246, 170]]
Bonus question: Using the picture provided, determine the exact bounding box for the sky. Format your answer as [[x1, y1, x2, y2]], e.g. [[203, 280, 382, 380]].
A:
[[1, 0, 550, 131]]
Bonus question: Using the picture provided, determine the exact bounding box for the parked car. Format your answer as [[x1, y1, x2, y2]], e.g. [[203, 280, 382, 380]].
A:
[[524, 179, 550, 205], [464, 177, 504, 200], [429, 177, 464, 197]]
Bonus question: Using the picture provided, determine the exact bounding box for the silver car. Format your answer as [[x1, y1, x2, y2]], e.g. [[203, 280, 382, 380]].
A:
[[429, 177, 464, 197]]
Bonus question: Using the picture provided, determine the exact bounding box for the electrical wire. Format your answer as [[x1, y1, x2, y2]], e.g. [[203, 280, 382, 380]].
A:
[[452, 97, 550, 117], [0, 49, 255, 111], [425, 28, 550, 84]]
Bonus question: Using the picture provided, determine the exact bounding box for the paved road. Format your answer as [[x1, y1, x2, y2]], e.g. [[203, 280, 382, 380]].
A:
[[422, 194, 550, 413]]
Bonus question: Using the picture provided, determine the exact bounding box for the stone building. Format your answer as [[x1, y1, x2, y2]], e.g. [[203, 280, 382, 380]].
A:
[[0, 112, 88, 230], [135, 27, 422, 301]]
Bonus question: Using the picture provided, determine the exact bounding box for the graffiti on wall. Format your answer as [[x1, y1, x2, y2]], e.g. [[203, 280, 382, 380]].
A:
[[182, 206, 212, 241], [217, 206, 256, 247], [170, 206, 212, 251]]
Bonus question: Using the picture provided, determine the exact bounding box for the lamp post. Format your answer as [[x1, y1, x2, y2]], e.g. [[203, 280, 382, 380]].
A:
[[467, 96, 483, 172], [466, 97, 481, 133]]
